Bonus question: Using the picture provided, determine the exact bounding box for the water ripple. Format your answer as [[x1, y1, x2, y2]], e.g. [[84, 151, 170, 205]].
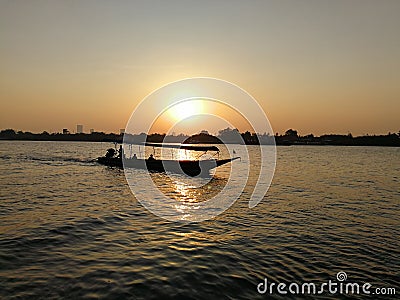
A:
[[0, 142, 399, 299]]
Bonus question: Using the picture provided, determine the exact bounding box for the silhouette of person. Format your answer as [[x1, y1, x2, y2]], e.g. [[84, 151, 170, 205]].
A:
[[118, 145, 124, 158], [105, 148, 115, 158], [148, 154, 155, 160], [132, 153, 137, 159]]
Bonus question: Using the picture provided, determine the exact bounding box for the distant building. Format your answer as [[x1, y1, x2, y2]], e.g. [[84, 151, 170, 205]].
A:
[[90, 129, 94, 134], [62, 128, 69, 134], [120, 129, 125, 134], [77, 124, 83, 134]]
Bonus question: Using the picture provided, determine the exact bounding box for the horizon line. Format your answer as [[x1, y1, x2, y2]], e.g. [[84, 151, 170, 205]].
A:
[[1, 128, 399, 138]]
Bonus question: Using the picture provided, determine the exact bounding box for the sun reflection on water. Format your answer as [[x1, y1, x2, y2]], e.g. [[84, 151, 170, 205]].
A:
[[173, 180, 197, 202]]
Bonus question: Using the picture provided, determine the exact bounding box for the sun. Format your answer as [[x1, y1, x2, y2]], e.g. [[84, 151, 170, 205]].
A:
[[168, 99, 204, 122]]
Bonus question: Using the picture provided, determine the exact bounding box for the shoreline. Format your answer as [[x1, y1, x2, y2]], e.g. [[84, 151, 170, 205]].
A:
[[0, 138, 399, 147], [1, 129, 399, 147]]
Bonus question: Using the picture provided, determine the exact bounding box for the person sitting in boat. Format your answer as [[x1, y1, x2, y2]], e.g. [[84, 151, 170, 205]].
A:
[[132, 153, 137, 159], [105, 148, 116, 158], [117, 145, 124, 159], [148, 154, 155, 161]]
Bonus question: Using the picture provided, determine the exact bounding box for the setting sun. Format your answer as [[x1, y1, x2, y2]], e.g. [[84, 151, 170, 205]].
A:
[[167, 99, 204, 122]]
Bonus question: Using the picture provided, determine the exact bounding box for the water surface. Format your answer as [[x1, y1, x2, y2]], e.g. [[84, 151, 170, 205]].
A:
[[0, 141, 399, 299]]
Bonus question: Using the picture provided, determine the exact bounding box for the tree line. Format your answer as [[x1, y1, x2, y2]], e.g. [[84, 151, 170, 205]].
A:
[[0, 128, 399, 146]]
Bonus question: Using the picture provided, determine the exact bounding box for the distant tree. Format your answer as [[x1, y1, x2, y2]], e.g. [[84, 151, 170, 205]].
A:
[[251, 132, 260, 144], [0, 129, 16, 136], [184, 133, 221, 144], [147, 133, 165, 143], [217, 127, 242, 143], [259, 132, 274, 145], [241, 131, 251, 144], [285, 129, 298, 137], [218, 127, 239, 136]]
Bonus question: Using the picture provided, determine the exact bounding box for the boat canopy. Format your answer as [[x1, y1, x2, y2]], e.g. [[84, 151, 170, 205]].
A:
[[143, 142, 219, 152]]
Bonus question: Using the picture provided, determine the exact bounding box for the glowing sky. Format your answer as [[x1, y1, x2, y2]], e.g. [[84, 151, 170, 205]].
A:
[[0, 0, 399, 135]]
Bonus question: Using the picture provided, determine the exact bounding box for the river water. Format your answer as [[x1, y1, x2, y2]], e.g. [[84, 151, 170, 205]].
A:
[[0, 141, 398, 299]]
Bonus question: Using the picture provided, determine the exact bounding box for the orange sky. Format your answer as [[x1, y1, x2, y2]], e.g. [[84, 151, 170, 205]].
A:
[[0, 1, 399, 136]]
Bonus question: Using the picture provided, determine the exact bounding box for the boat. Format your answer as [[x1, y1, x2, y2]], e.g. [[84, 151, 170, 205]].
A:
[[97, 143, 240, 176]]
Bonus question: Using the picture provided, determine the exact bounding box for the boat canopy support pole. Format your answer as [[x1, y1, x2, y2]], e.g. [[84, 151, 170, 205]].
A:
[[211, 151, 220, 159], [195, 151, 207, 160]]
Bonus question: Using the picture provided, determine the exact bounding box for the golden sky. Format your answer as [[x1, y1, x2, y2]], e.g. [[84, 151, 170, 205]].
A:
[[0, 0, 399, 135]]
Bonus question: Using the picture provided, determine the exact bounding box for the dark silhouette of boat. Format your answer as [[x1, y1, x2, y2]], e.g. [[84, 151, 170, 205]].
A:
[[97, 143, 240, 176]]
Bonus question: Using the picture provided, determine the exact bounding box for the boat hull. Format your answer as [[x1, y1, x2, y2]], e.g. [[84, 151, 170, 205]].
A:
[[97, 157, 239, 176]]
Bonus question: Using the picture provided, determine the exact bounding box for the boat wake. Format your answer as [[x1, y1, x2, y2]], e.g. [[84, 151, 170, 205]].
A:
[[1, 154, 98, 165]]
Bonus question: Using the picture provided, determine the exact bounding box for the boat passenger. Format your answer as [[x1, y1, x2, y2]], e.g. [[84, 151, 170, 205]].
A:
[[105, 148, 116, 158], [117, 145, 124, 159]]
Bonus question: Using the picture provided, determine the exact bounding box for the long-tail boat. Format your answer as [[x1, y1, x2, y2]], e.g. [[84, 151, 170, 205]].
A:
[[97, 142, 239, 176]]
